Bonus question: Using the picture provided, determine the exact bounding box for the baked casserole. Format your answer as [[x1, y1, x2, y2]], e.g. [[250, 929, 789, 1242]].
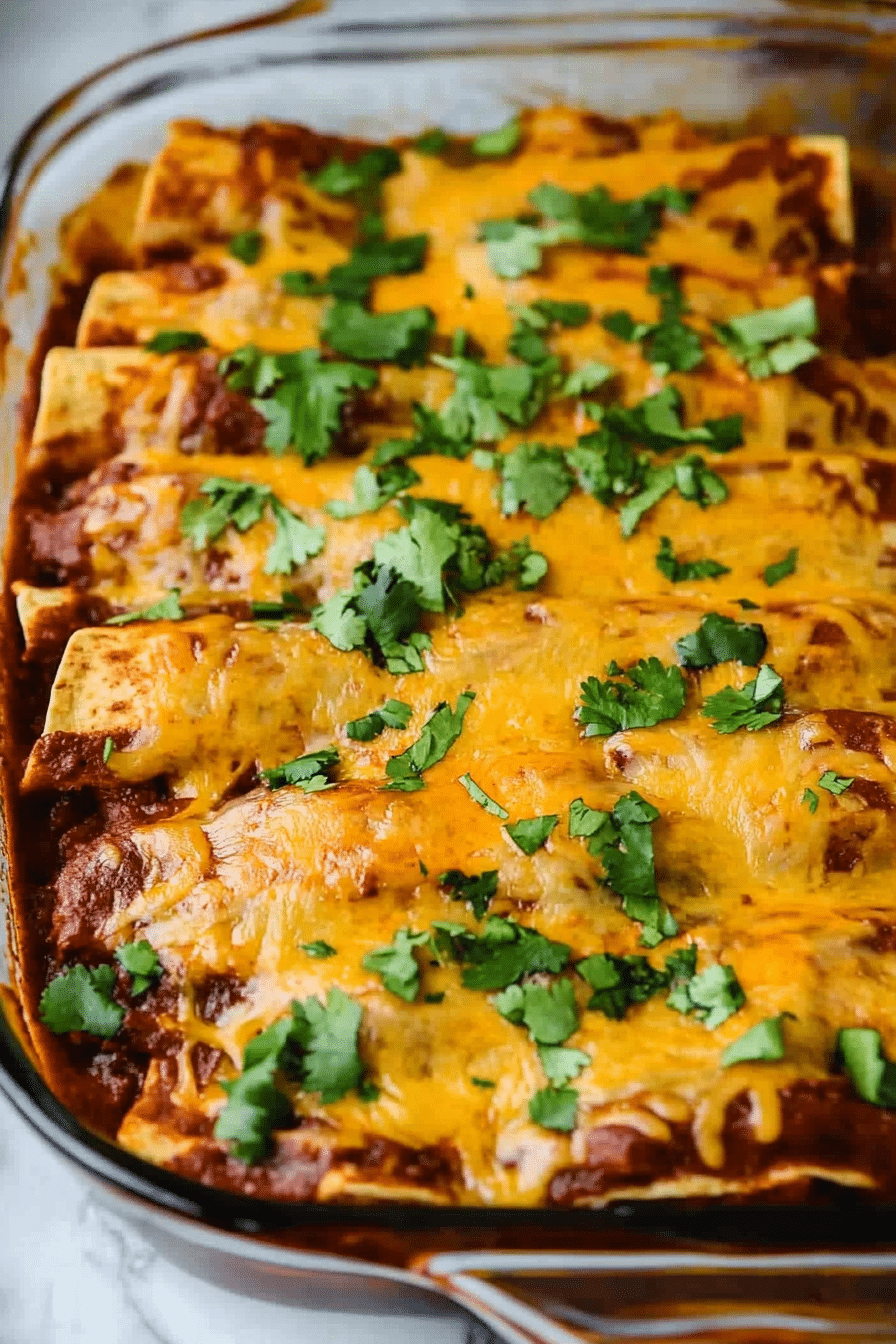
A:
[[6, 105, 896, 1207]]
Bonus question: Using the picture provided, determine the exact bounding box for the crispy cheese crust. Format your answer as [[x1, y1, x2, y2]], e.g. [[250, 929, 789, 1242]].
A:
[[7, 107, 896, 1209]]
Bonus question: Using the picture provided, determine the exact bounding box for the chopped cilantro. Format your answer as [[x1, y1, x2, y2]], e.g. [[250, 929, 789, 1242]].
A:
[[102, 736, 114, 764], [818, 771, 854, 796], [114, 941, 163, 996], [721, 1014, 790, 1067], [302, 940, 337, 958], [309, 146, 401, 197], [675, 612, 767, 669], [215, 987, 367, 1163], [372, 403, 472, 465], [472, 116, 521, 158], [802, 788, 819, 813], [491, 442, 575, 519], [480, 182, 696, 278], [432, 351, 557, 443], [508, 300, 590, 365], [345, 698, 412, 742], [106, 588, 185, 625], [363, 928, 431, 1000], [577, 658, 687, 736], [504, 814, 559, 856], [529, 1085, 578, 1131], [714, 295, 819, 379], [702, 663, 785, 734], [471, 1076, 495, 1088], [603, 387, 743, 456], [735, 597, 760, 610], [458, 774, 508, 818], [435, 915, 570, 992], [618, 455, 727, 538], [538, 1046, 590, 1087], [415, 127, 450, 155], [494, 977, 578, 1045], [439, 869, 498, 920], [262, 746, 339, 793], [763, 547, 798, 587], [219, 345, 378, 463], [228, 230, 263, 265], [145, 330, 208, 353], [576, 950, 677, 1019], [655, 536, 730, 583], [425, 992, 445, 1004], [666, 960, 745, 1029], [384, 692, 475, 791], [322, 302, 435, 367], [563, 363, 615, 399], [325, 462, 421, 518], [250, 592, 305, 622], [838, 1027, 896, 1107], [38, 963, 124, 1037], [602, 265, 703, 374], [181, 477, 325, 576], [568, 792, 677, 947], [282, 233, 428, 304]]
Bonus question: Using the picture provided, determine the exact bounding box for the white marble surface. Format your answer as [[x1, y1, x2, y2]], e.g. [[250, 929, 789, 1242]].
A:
[[0, 9, 495, 1343]]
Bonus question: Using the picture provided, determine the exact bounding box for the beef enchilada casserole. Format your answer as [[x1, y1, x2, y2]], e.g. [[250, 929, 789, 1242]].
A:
[[6, 105, 896, 1207]]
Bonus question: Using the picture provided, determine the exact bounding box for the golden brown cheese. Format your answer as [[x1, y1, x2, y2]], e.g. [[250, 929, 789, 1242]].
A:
[[9, 108, 896, 1210]]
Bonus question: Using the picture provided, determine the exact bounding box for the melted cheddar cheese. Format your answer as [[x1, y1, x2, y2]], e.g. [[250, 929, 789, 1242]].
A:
[[8, 106, 896, 1209]]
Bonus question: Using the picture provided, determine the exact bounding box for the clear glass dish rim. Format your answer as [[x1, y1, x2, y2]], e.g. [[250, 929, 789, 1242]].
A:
[[2, 0, 896, 1247]]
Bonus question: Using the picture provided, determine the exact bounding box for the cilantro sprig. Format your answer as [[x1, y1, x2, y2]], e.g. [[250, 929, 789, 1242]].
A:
[[309, 146, 401, 199], [363, 928, 431, 1000], [106, 589, 185, 625], [282, 233, 427, 304], [432, 349, 558, 443], [229, 230, 264, 265], [569, 793, 677, 946], [487, 442, 575, 520], [262, 747, 339, 793], [322, 302, 435, 367], [577, 658, 686, 736], [439, 869, 498, 920], [325, 462, 421, 518], [384, 692, 474, 791], [345, 698, 412, 742], [432, 915, 570, 992], [114, 941, 163, 996], [494, 978, 579, 1045], [219, 345, 377, 464], [701, 663, 785, 734], [655, 536, 730, 583], [602, 265, 703, 374], [39, 964, 125, 1038], [214, 988, 368, 1164], [472, 116, 521, 158], [763, 547, 798, 587], [666, 959, 745, 1028], [674, 612, 767, 669], [714, 296, 819, 379], [480, 181, 696, 279], [458, 774, 509, 818], [577, 947, 688, 1020], [180, 477, 325, 575]]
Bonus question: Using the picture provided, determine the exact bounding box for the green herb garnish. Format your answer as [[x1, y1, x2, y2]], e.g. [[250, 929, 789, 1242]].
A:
[[384, 692, 474, 792], [180, 477, 325, 575], [702, 663, 784, 734], [325, 462, 421, 518], [763, 547, 798, 587], [472, 117, 521, 158], [721, 1014, 790, 1067], [363, 928, 431, 1000], [458, 774, 509, 818], [655, 536, 730, 583], [39, 964, 124, 1038], [345, 698, 413, 742], [106, 588, 185, 625], [838, 1027, 896, 1107], [439, 869, 498, 920], [577, 658, 686, 737], [228, 230, 264, 265], [675, 612, 767, 669], [818, 771, 854, 796], [114, 941, 163, 996], [145, 330, 208, 353], [262, 746, 339, 793], [302, 940, 337, 959], [504, 815, 559, 856], [714, 296, 819, 379], [322, 302, 435, 367]]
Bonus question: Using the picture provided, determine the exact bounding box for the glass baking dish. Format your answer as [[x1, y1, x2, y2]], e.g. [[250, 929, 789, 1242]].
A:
[[4, 2, 896, 1337]]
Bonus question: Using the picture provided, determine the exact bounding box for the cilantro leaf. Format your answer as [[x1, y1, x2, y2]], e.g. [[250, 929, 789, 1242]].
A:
[[721, 1014, 790, 1067], [655, 536, 730, 583], [530, 299, 590, 327], [145, 330, 208, 353], [568, 792, 677, 947], [764, 547, 798, 587], [372, 403, 473, 465], [262, 746, 339, 793], [577, 658, 686, 736], [214, 1055, 292, 1164], [538, 1045, 590, 1087], [302, 940, 337, 958], [818, 771, 854, 796], [838, 1027, 896, 1107], [495, 442, 575, 519], [229, 230, 263, 265], [283, 234, 428, 304], [458, 774, 509, 818], [322, 302, 435, 367], [603, 387, 742, 456], [675, 612, 767, 669], [666, 961, 745, 1029], [618, 455, 727, 537], [384, 692, 474, 791], [325, 462, 421, 519], [702, 662, 785, 734], [451, 917, 571, 991], [39, 963, 124, 1037], [415, 128, 450, 155], [603, 265, 704, 374], [439, 869, 498, 920], [106, 589, 185, 625], [504, 814, 559, 856], [576, 950, 672, 1019], [432, 352, 557, 442], [103, 737, 114, 764], [714, 296, 819, 379], [471, 1076, 494, 1088], [310, 147, 401, 197], [479, 219, 546, 280], [114, 941, 163, 996], [472, 116, 521, 158], [180, 477, 324, 576], [563, 362, 614, 398], [494, 977, 578, 1044], [802, 788, 819, 813], [529, 1085, 578, 1131], [295, 987, 366, 1102], [250, 592, 305, 623], [363, 928, 431, 1000], [345, 698, 412, 742]]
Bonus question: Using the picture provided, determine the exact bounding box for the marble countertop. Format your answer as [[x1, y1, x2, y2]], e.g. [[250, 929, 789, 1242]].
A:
[[0, 10, 494, 1342]]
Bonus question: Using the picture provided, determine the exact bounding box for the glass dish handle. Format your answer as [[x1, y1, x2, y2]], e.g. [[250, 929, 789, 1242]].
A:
[[417, 1249, 896, 1343]]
